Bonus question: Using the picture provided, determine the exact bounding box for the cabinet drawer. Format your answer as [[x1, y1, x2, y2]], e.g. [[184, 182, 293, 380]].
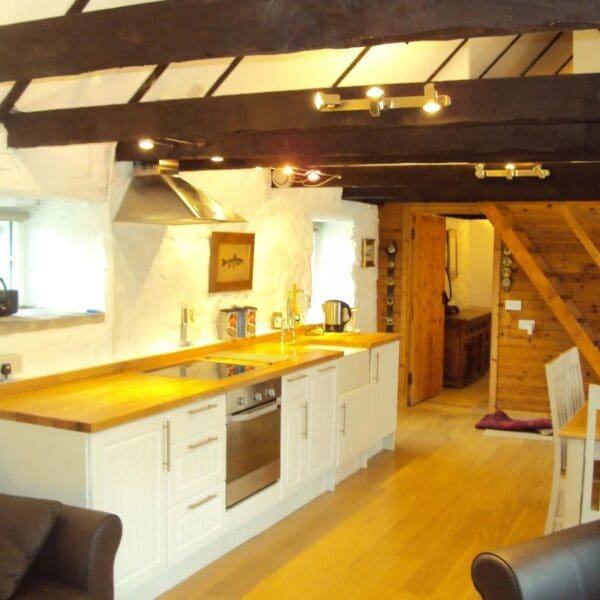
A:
[[282, 370, 309, 403], [170, 395, 225, 442], [168, 425, 226, 506], [167, 482, 225, 565]]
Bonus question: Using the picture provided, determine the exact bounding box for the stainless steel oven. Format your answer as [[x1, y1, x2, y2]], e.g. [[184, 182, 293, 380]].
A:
[[226, 378, 281, 508]]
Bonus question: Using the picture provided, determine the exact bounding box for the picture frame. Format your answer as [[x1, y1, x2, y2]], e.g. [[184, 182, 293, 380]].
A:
[[209, 232, 255, 293], [361, 238, 376, 268]]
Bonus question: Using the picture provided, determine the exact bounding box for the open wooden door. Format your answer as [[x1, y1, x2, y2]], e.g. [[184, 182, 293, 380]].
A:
[[408, 214, 446, 405]]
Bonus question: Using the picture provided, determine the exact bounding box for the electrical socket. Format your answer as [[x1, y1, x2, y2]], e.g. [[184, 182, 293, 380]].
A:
[[0, 353, 23, 376]]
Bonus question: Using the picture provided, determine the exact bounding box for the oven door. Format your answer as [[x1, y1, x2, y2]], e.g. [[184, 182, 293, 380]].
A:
[[226, 398, 281, 508]]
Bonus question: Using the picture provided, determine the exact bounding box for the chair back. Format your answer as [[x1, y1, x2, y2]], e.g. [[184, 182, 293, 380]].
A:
[[581, 384, 600, 523], [545, 346, 585, 470]]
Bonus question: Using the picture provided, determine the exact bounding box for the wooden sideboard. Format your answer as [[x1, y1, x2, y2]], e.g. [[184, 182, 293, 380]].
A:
[[443, 308, 491, 388]]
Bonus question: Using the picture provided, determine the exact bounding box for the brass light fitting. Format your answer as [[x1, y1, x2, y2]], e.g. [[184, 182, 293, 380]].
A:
[[314, 83, 451, 117], [475, 163, 550, 180], [271, 166, 342, 188]]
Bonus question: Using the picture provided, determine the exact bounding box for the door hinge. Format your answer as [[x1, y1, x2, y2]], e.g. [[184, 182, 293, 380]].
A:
[[407, 372, 413, 386], [411, 228, 415, 240]]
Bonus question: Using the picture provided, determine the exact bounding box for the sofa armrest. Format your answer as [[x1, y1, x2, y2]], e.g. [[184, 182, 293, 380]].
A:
[[32, 504, 122, 600], [471, 520, 600, 600]]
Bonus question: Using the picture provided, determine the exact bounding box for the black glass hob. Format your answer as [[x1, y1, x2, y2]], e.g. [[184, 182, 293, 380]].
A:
[[146, 360, 264, 381]]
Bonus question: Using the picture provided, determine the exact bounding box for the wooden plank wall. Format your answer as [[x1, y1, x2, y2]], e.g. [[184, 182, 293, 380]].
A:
[[378, 201, 600, 414], [496, 202, 600, 412]]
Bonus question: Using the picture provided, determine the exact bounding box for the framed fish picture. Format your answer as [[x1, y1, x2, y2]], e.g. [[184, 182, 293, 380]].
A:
[[209, 232, 255, 293]]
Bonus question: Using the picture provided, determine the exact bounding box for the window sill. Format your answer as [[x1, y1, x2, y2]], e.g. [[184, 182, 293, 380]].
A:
[[0, 309, 105, 334]]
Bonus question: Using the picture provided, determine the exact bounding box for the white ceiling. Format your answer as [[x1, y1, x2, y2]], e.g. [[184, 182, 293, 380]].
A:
[[0, 0, 576, 114]]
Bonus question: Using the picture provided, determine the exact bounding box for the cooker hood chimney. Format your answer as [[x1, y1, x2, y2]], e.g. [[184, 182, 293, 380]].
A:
[[115, 160, 246, 225]]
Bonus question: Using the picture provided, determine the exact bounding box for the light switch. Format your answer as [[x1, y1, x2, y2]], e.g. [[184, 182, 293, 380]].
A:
[[518, 319, 535, 335], [505, 300, 522, 311]]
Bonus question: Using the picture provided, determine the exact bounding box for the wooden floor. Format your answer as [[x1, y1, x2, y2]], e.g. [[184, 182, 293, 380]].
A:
[[161, 377, 552, 599]]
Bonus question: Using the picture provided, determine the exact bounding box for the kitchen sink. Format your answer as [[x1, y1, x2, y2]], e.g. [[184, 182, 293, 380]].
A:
[[203, 350, 293, 365]]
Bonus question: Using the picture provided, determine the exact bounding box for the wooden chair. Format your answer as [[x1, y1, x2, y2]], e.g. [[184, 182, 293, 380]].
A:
[[581, 384, 600, 524], [544, 346, 585, 534]]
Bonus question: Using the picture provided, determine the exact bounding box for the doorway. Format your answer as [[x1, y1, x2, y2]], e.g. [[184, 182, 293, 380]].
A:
[[406, 212, 495, 406]]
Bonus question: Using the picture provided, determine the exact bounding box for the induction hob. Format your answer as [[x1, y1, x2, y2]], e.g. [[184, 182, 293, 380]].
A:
[[146, 359, 265, 381]]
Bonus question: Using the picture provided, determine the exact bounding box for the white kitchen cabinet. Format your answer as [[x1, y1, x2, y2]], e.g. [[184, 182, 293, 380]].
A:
[[167, 481, 226, 564], [306, 363, 337, 479], [369, 341, 400, 446], [87, 394, 227, 596], [89, 413, 168, 596], [281, 363, 337, 498], [168, 425, 226, 505], [338, 386, 369, 466]]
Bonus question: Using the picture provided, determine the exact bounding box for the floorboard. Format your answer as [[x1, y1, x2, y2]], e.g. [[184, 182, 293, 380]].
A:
[[161, 376, 552, 599]]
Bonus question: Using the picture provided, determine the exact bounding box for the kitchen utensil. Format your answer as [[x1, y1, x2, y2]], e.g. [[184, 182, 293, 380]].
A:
[[322, 299, 352, 332], [0, 278, 18, 317]]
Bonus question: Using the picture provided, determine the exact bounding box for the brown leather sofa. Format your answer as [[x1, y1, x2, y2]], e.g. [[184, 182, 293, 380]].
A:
[[471, 520, 600, 600], [0, 494, 122, 600]]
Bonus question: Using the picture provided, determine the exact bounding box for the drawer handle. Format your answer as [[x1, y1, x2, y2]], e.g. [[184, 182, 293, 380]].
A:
[[163, 421, 171, 472], [287, 373, 307, 383], [188, 403, 218, 415], [318, 365, 336, 373], [340, 402, 347, 435], [188, 436, 218, 451], [187, 494, 217, 511]]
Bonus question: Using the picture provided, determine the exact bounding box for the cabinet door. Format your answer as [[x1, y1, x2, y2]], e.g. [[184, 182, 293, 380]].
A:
[[306, 364, 337, 480], [168, 425, 226, 506], [168, 482, 225, 564], [89, 413, 168, 595], [281, 400, 306, 497], [370, 342, 400, 444], [338, 386, 369, 465]]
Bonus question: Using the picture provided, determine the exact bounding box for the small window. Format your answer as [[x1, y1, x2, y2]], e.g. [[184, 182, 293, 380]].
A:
[[0, 219, 16, 287]]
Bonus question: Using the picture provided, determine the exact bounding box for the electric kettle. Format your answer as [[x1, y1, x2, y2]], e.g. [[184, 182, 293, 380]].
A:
[[322, 299, 352, 332]]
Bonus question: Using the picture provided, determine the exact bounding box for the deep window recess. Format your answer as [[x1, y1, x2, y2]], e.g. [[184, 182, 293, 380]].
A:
[[0, 217, 20, 289]]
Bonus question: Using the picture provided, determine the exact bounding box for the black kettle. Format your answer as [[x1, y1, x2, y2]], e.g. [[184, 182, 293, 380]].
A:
[[0, 278, 18, 316]]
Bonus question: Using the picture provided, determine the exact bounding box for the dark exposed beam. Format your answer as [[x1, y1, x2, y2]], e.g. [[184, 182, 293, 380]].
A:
[[342, 177, 600, 202], [1, 0, 600, 82], [128, 64, 169, 104], [116, 122, 600, 164], [338, 163, 600, 202], [0, 0, 90, 120], [290, 163, 600, 188], [6, 74, 600, 148]]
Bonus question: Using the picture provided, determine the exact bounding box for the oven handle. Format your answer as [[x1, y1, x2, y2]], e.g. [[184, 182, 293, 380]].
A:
[[228, 399, 280, 422]]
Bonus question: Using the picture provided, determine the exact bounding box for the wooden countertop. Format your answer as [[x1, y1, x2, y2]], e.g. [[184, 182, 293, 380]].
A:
[[559, 403, 600, 441], [0, 331, 398, 433]]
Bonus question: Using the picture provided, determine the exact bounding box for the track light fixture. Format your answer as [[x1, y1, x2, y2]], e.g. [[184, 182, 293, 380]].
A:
[[475, 163, 550, 180], [314, 83, 451, 117], [137, 137, 205, 151], [271, 166, 342, 188]]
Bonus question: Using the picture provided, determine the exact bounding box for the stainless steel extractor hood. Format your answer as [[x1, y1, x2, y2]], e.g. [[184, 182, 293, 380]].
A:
[[115, 161, 246, 225]]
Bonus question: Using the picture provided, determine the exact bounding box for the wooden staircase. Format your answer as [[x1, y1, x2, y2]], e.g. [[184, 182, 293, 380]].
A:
[[482, 202, 600, 379]]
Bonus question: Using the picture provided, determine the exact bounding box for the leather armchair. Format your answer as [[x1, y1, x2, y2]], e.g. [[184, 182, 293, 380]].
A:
[[13, 503, 122, 600], [471, 520, 600, 600]]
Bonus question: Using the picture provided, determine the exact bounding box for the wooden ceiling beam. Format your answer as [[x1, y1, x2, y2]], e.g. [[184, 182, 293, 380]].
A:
[[1, 1, 599, 82], [6, 74, 600, 149], [114, 122, 600, 164]]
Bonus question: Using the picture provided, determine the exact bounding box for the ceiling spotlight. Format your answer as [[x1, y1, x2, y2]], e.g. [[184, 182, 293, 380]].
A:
[[210, 155, 224, 163], [475, 163, 550, 180], [314, 92, 342, 110], [138, 138, 155, 150], [422, 83, 451, 114], [366, 86, 385, 117], [271, 167, 342, 188], [313, 83, 451, 117]]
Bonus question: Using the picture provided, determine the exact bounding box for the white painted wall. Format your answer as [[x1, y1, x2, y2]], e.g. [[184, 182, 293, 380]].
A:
[[445, 218, 494, 310], [0, 157, 378, 377], [574, 30, 600, 74]]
